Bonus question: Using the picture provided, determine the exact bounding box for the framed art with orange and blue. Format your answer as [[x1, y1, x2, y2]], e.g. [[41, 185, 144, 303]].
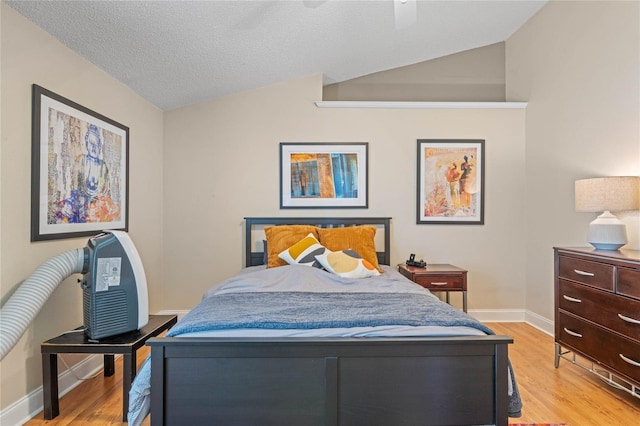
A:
[[417, 139, 484, 224], [280, 142, 368, 209]]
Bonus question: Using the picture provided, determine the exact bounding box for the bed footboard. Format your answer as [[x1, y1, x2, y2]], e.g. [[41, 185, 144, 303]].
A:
[[148, 335, 512, 426]]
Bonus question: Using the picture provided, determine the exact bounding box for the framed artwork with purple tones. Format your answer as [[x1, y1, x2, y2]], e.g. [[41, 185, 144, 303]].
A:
[[31, 84, 129, 241], [280, 142, 368, 209], [417, 139, 484, 224]]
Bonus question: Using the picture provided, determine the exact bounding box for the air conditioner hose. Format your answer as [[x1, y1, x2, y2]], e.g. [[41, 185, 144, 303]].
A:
[[0, 248, 87, 361]]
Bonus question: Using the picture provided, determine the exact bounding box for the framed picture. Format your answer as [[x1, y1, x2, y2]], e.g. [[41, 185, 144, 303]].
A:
[[280, 142, 368, 209], [417, 139, 484, 224], [31, 84, 129, 241]]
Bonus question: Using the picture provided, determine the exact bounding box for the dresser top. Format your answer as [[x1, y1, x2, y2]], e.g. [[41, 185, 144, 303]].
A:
[[554, 246, 640, 263]]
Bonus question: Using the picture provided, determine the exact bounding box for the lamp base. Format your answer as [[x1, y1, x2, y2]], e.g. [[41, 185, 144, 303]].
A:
[[587, 211, 628, 251], [590, 242, 626, 250]]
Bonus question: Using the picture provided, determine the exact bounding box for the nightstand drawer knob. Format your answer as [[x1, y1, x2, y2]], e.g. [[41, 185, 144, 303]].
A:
[[430, 282, 448, 286], [563, 327, 583, 338], [618, 313, 640, 325], [619, 354, 640, 367], [562, 295, 582, 303], [574, 269, 595, 277]]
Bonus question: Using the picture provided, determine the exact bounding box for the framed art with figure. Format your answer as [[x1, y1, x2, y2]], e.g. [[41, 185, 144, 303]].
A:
[[417, 139, 484, 224], [31, 84, 129, 241], [280, 142, 368, 209]]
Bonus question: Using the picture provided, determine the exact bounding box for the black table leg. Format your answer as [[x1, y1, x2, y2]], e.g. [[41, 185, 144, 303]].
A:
[[42, 353, 59, 420], [122, 352, 137, 421], [104, 354, 115, 376]]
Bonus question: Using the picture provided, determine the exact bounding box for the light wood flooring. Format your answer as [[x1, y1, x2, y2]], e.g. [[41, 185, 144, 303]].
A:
[[23, 322, 640, 425]]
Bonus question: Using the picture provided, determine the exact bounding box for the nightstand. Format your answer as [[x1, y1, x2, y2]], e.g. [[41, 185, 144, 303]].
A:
[[398, 263, 468, 312]]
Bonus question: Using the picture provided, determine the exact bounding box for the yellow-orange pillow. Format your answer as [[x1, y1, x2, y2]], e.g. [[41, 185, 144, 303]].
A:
[[264, 225, 319, 268], [317, 226, 382, 272]]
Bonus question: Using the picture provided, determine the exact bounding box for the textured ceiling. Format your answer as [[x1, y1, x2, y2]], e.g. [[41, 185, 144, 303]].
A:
[[7, 0, 547, 111]]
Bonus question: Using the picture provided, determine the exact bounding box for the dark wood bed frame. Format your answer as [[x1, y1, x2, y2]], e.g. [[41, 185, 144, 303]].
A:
[[147, 217, 513, 426]]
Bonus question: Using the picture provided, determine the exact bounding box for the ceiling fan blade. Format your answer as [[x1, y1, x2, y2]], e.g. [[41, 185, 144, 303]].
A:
[[394, 0, 417, 29]]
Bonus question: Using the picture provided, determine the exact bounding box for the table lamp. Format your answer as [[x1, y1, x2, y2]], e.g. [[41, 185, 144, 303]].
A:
[[575, 176, 640, 250]]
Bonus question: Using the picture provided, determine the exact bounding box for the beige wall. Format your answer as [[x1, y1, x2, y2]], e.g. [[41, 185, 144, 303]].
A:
[[323, 43, 506, 102], [506, 0, 640, 321], [163, 73, 526, 310], [0, 4, 163, 412]]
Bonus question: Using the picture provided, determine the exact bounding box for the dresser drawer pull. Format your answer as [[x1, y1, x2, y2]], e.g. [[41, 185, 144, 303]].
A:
[[430, 282, 448, 286], [619, 354, 640, 367], [573, 269, 595, 277], [563, 328, 583, 338], [562, 295, 582, 303], [618, 314, 640, 325]]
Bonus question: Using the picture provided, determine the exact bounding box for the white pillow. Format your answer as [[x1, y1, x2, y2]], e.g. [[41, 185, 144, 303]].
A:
[[315, 249, 381, 279], [278, 233, 327, 268]]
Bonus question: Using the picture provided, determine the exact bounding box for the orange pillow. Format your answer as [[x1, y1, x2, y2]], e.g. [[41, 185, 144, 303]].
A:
[[264, 225, 319, 268], [317, 226, 382, 272]]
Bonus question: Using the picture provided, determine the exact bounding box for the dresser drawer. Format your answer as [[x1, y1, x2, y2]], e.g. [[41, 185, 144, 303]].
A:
[[558, 280, 640, 342], [412, 275, 464, 290], [558, 312, 640, 385], [558, 255, 614, 291], [618, 267, 640, 301]]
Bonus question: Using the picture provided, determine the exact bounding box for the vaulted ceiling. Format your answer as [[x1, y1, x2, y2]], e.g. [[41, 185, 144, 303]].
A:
[[7, 0, 547, 110]]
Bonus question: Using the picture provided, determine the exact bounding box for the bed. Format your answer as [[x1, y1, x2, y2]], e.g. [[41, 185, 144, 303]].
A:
[[130, 217, 521, 426]]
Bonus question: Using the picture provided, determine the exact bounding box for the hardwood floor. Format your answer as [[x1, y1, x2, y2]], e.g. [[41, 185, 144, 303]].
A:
[[23, 322, 639, 425], [489, 322, 639, 425]]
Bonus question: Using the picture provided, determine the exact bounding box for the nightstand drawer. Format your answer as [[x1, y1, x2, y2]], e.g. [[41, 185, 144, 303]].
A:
[[412, 275, 464, 290], [558, 280, 640, 342], [558, 312, 640, 384], [558, 255, 614, 291]]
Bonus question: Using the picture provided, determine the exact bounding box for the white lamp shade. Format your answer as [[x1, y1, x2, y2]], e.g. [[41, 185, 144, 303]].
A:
[[575, 176, 640, 212]]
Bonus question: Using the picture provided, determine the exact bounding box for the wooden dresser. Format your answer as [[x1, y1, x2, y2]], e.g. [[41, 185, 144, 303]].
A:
[[554, 247, 640, 397]]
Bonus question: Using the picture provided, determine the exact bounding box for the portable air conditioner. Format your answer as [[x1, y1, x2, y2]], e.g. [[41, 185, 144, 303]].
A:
[[81, 231, 149, 340]]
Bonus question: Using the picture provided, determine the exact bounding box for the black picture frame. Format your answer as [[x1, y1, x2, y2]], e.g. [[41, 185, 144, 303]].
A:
[[280, 142, 368, 209], [417, 139, 485, 224], [31, 84, 129, 241]]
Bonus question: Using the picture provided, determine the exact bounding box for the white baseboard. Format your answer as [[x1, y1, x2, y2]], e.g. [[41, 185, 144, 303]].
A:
[[468, 308, 527, 323], [1, 308, 552, 425], [524, 310, 554, 336], [155, 309, 190, 320], [469, 308, 554, 336], [0, 353, 104, 426]]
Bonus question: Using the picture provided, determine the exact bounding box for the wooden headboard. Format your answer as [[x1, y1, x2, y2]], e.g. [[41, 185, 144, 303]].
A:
[[244, 217, 391, 267]]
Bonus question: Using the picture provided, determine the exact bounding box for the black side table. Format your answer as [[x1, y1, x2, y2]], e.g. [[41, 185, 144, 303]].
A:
[[41, 314, 177, 421]]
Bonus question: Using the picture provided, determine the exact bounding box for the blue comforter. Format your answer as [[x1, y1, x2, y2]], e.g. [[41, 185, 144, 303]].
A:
[[167, 291, 496, 336]]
